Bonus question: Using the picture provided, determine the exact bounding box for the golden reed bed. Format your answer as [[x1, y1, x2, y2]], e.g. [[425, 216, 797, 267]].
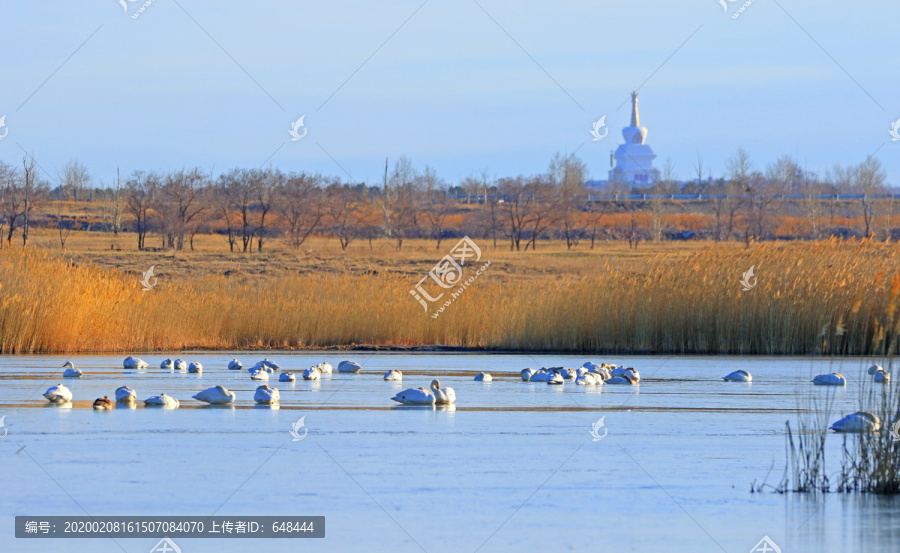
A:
[[1, 239, 899, 355]]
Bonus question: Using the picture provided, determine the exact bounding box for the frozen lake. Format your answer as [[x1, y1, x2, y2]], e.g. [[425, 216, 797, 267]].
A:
[[1, 352, 899, 552]]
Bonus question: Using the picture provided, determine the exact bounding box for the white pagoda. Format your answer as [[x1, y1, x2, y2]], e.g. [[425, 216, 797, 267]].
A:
[[608, 89, 657, 185]]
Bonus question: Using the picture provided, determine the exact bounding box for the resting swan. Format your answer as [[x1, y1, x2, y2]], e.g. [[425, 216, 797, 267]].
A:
[[188, 362, 203, 374], [875, 369, 891, 384], [384, 370, 403, 381], [521, 368, 536, 381], [474, 372, 492, 381], [338, 360, 362, 373], [606, 374, 638, 385], [303, 367, 321, 381], [144, 393, 179, 408], [254, 385, 280, 405], [813, 373, 846, 386], [723, 370, 752, 382], [174, 359, 188, 371], [249, 368, 269, 381], [123, 356, 148, 369], [228, 359, 243, 370], [160, 359, 174, 370], [43, 384, 73, 403], [391, 386, 435, 405], [192, 385, 236, 404], [316, 362, 333, 374], [63, 367, 83, 378], [279, 372, 296, 382], [830, 411, 881, 432], [115, 386, 137, 402], [547, 370, 565, 385]]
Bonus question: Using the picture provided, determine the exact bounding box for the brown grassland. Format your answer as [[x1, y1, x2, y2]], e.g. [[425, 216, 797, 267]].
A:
[[1, 229, 899, 355]]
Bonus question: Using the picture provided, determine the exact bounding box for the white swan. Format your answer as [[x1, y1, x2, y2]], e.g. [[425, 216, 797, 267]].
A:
[[228, 359, 242, 370], [529, 370, 552, 382], [575, 374, 597, 385], [303, 367, 321, 381], [610, 367, 628, 377], [723, 370, 752, 382], [624, 368, 640, 383], [547, 370, 564, 385], [279, 372, 296, 382], [174, 359, 188, 371], [254, 385, 280, 405], [813, 373, 846, 386], [384, 370, 403, 381], [582, 362, 600, 371], [521, 368, 536, 381], [431, 379, 456, 404], [589, 367, 611, 381], [123, 356, 148, 369], [63, 367, 83, 378], [188, 362, 203, 374], [317, 362, 333, 374], [338, 360, 362, 373], [474, 372, 492, 382], [93, 396, 113, 410], [160, 359, 174, 370], [868, 364, 883, 375], [250, 368, 269, 381], [115, 386, 137, 402], [391, 386, 435, 405], [606, 374, 638, 385], [144, 393, 179, 408], [43, 384, 73, 403], [258, 358, 280, 370], [875, 370, 891, 384], [192, 385, 236, 404], [830, 411, 882, 432], [561, 369, 577, 380]]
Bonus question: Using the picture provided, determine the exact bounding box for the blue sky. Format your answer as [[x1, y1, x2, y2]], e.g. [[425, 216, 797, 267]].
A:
[[0, 1, 896, 187]]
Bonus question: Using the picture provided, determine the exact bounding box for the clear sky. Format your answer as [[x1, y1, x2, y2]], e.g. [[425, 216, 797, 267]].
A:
[[0, 1, 896, 187]]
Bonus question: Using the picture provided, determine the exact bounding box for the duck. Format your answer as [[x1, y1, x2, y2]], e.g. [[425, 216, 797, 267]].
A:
[[813, 373, 846, 386], [92, 396, 113, 410], [723, 370, 752, 382], [521, 368, 536, 381], [830, 411, 882, 432], [875, 370, 891, 384], [338, 360, 362, 373], [316, 362, 333, 374], [188, 362, 203, 374], [63, 367, 83, 378], [115, 386, 137, 402], [144, 393, 179, 408], [868, 364, 883, 375], [606, 374, 638, 385], [228, 359, 243, 370], [254, 385, 280, 405], [303, 367, 321, 381], [279, 372, 296, 382], [43, 384, 73, 403], [192, 385, 236, 404], [174, 359, 188, 371], [160, 359, 174, 370], [249, 368, 269, 381], [474, 372, 492, 382], [431, 379, 456, 404], [383, 370, 403, 381], [547, 370, 565, 385], [123, 356, 148, 369], [391, 386, 436, 405]]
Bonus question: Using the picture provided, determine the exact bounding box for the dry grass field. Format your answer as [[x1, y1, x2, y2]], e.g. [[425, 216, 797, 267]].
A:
[[3, 229, 900, 355]]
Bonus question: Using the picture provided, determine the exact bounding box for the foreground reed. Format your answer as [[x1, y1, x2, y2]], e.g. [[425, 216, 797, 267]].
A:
[[1, 238, 900, 354]]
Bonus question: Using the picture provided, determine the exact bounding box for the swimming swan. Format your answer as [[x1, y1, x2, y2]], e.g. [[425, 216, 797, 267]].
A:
[[723, 370, 752, 382], [43, 384, 73, 403], [63, 367, 83, 378], [192, 385, 236, 404], [254, 385, 280, 405]]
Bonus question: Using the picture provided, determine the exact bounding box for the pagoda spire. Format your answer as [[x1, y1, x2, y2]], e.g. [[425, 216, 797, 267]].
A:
[[630, 88, 640, 128]]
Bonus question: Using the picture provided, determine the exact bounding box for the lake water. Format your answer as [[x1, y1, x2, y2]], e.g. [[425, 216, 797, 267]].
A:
[[1, 353, 899, 553]]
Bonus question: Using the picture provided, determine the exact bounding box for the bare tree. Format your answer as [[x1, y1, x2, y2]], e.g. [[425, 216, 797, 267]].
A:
[[20, 154, 46, 247], [126, 170, 160, 251], [325, 181, 363, 251], [276, 172, 324, 248], [0, 161, 23, 248], [855, 156, 887, 238], [58, 159, 91, 202], [418, 165, 452, 249]]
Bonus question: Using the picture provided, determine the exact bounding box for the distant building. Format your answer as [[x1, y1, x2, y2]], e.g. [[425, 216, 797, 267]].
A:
[[608, 89, 657, 185]]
